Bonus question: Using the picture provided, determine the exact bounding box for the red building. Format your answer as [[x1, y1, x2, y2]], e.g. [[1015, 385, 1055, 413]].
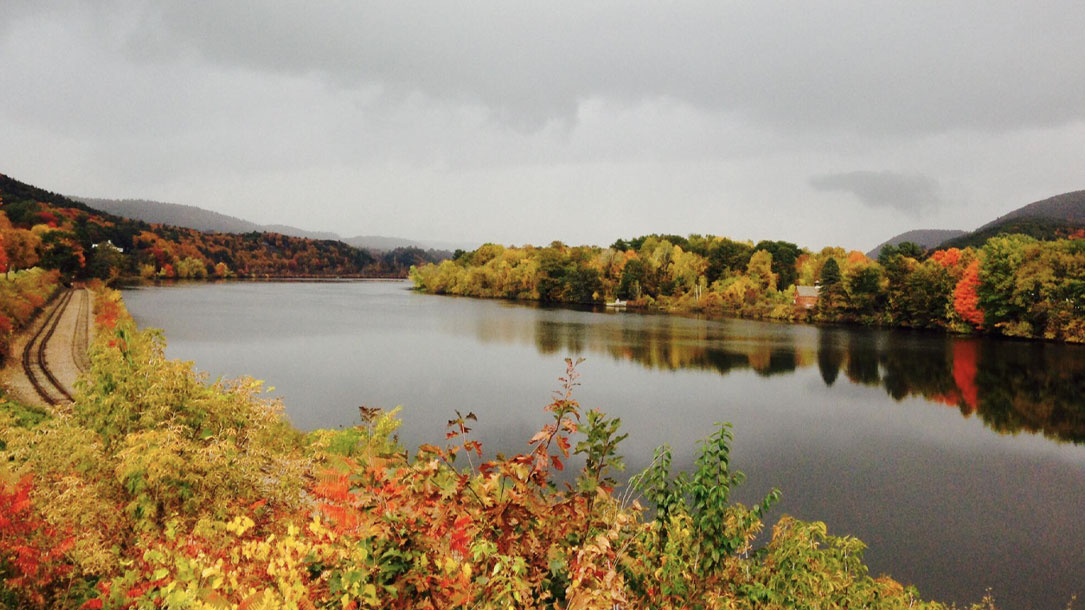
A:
[[794, 285, 820, 309]]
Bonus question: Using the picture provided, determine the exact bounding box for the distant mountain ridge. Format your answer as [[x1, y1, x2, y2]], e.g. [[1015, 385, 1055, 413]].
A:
[[975, 189, 1085, 230], [866, 229, 966, 259], [868, 189, 1085, 256], [937, 189, 1085, 250], [74, 196, 474, 253], [74, 197, 340, 241], [340, 235, 474, 253], [933, 188, 1085, 248]]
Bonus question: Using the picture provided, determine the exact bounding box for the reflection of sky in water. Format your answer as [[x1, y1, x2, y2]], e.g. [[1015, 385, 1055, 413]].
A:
[[124, 281, 1084, 609]]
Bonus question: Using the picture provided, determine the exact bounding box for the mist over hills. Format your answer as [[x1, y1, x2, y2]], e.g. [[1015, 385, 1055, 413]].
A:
[[73, 196, 472, 253], [340, 235, 472, 253]]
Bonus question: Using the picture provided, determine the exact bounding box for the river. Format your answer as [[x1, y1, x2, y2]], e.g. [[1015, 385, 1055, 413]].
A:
[[123, 280, 1084, 609]]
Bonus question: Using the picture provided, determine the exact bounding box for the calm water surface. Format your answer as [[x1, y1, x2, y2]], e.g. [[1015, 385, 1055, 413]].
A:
[[123, 281, 1085, 609]]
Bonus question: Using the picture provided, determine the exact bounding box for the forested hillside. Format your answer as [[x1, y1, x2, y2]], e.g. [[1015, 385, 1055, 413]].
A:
[[937, 190, 1085, 249], [0, 174, 443, 282], [866, 229, 966, 259], [975, 189, 1085, 229], [75, 196, 464, 255], [938, 217, 1085, 250], [411, 232, 1085, 343]]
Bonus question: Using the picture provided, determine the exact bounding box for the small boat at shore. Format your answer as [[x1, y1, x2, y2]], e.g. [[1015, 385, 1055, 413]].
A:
[[605, 299, 628, 308]]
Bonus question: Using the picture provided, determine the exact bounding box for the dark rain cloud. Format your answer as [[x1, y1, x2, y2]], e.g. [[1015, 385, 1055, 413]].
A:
[[809, 171, 942, 216], [113, 1, 1085, 134]]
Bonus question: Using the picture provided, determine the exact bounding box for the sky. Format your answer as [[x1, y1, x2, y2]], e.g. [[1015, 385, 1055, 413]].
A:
[[1, 2, 1083, 252]]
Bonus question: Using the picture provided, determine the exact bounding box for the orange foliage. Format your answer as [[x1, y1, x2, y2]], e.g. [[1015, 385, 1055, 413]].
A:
[[24, 292, 45, 309], [953, 259, 983, 327], [0, 475, 75, 607], [94, 298, 122, 330], [35, 211, 59, 228], [0, 229, 7, 273], [0, 268, 60, 359], [929, 391, 961, 407], [930, 248, 962, 269], [10, 299, 34, 322]]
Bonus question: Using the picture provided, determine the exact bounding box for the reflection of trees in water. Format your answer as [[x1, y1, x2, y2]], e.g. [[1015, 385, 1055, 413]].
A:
[[533, 316, 807, 377], [973, 342, 1085, 444], [879, 334, 958, 403], [816, 328, 846, 386], [857, 334, 1082, 444], [534, 320, 588, 355], [844, 334, 881, 386], [525, 316, 1085, 444], [879, 336, 1084, 443]]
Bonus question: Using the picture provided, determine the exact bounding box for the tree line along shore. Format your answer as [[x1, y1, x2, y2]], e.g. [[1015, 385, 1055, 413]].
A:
[[410, 233, 1084, 343]]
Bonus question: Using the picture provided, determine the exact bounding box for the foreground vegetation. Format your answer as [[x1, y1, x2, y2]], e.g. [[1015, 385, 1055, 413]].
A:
[[0, 289, 1004, 609], [410, 233, 1084, 343], [0, 267, 62, 364]]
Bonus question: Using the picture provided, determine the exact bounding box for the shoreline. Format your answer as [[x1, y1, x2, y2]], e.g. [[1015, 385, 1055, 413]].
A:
[[118, 275, 411, 287], [412, 287, 1085, 347]]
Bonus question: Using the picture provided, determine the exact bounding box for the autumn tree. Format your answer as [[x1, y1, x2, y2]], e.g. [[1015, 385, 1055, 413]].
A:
[[878, 241, 924, 264], [843, 255, 886, 318], [617, 258, 647, 300], [704, 238, 754, 283], [0, 213, 41, 278], [977, 235, 1034, 331], [895, 259, 951, 328], [175, 256, 209, 279], [86, 242, 125, 283], [669, 245, 707, 294], [754, 240, 801, 289], [0, 230, 7, 275], [954, 259, 984, 328], [746, 249, 777, 293]]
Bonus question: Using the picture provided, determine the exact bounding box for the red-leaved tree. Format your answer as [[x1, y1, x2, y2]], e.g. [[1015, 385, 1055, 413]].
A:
[[953, 259, 984, 328], [0, 474, 75, 608]]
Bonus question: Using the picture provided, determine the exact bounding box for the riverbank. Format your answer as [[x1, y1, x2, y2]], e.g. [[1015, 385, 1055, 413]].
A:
[[409, 236, 1085, 344], [0, 287, 1015, 608]]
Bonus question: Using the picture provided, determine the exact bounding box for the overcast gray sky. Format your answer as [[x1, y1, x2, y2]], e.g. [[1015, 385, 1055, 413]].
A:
[[2, 1, 1083, 251]]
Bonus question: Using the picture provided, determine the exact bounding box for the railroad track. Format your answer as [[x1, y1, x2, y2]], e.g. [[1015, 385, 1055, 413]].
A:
[[21, 288, 81, 406], [71, 288, 91, 374]]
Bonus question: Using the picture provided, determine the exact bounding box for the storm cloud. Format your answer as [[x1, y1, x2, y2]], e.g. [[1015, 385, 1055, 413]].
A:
[[120, 1, 1085, 134], [1, 2, 1083, 251], [809, 171, 942, 216]]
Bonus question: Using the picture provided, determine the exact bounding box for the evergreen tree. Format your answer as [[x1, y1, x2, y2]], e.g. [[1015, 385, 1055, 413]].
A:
[[820, 257, 841, 286], [818, 258, 844, 314]]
